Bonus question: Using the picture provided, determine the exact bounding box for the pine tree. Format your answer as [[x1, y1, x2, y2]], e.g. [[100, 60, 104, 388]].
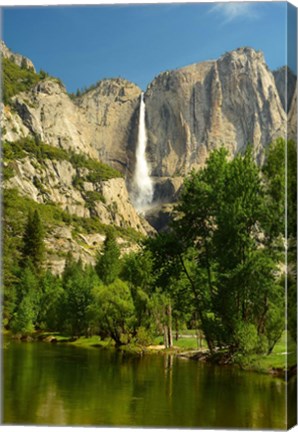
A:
[[21, 209, 45, 271], [95, 231, 121, 285]]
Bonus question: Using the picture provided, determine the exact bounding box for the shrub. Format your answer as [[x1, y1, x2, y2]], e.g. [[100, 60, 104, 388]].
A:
[[234, 322, 258, 354], [84, 191, 106, 210]]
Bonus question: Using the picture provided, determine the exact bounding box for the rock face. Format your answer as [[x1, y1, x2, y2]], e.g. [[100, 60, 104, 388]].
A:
[[145, 48, 287, 176], [0, 40, 36, 72], [77, 79, 142, 174], [2, 43, 294, 181], [3, 79, 98, 159], [4, 154, 152, 274], [288, 84, 297, 141], [2, 41, 296, 254], [4, 156, 150, 234], [273, 66, 297, 112]]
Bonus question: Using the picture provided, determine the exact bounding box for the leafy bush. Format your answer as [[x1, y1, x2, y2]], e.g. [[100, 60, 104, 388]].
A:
[[72, 175, 84, 190], [84, 191, 106, 210], [3, 163, 15, 180], [234, 323, 258, 354]]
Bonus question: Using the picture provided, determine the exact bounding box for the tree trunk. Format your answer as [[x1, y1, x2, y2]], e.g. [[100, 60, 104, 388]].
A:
[[163, 325, 169, 348], [175, 318, 179, 341], [163, 304, 173, 348], [167, 304, 173, 348]]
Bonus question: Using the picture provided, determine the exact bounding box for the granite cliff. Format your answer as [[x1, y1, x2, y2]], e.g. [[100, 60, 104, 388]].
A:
[[1, 42, 296, 266], [145, 48, 289, 177]]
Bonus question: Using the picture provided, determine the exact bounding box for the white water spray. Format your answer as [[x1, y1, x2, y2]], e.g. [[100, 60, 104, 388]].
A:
[[132, 92, 153, 211]]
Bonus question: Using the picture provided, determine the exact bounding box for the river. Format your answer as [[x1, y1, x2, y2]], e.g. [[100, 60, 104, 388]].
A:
[[3, 339, 295, 428]]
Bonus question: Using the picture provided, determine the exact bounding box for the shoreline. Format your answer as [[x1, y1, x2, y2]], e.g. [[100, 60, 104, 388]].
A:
[[4, 330, 297, 380]]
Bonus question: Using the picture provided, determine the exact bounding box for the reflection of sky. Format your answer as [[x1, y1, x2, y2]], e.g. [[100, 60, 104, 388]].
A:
[[1, 2, 294, 92]]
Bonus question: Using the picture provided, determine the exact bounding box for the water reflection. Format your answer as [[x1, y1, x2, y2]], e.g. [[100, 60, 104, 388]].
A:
[[3, 340, 289, 428]]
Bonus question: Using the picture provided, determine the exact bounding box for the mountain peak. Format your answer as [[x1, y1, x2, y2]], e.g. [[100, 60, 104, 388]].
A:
[[1, 40, 36, 72], [218, 46, 266, 68]]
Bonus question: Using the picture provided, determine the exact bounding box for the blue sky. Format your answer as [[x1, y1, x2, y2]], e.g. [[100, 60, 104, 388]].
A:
[[1, 2, 296, 93]]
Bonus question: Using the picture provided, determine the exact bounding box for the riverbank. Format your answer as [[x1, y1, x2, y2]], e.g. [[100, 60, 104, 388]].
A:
[[4, 330, 296, 379]]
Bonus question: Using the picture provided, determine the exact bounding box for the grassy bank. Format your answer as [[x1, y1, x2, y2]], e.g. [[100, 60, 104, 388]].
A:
[[234, 332, 297, 376], [4, 329, 296, 377]]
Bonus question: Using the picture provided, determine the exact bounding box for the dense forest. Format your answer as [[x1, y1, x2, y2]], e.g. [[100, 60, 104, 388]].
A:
[[3, 139, 296, 360]]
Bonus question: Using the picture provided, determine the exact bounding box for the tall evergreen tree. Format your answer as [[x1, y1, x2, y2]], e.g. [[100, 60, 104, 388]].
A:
[[21, 209, 45, 271], [95, 231, 121, 285]]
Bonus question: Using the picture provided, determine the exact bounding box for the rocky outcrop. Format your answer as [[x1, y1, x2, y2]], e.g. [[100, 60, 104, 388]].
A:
[[2, 76, 141, 176], [45, 227, 139, 275], [152, 177, 184, 203], [145, 47, 286, 176], [2, 45, 293, 182], [2, 42, 296, 244], [2, 79, 98, 159], [4, 153, 153, 273], [0, 40, 36, 72], [77, 78, 141, 174], [273, 66, 297, 112], [1, 103, 31, 142], [4, 156, 150, 234], [288, 84, 297, 141]]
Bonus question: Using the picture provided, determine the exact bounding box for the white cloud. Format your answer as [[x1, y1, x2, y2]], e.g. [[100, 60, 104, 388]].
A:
[[209, 2, 260, 24]]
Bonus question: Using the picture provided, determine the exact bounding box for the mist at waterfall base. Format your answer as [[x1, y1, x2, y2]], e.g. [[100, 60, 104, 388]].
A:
[[132, 93, 154, 213]]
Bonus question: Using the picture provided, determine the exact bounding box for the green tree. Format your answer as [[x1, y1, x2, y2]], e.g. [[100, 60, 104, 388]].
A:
[[21, 209, 45, 271], [88, 279, 135, 346], [263, 139, 296, 346], [95, 231, 121, 284], [37, 271, 64, 331], [147, 146, 284, 355], [10, 294, 36, 334], [61, 259, 98, 336], [121, 250, 155, 333], [10, 265, 40, 334]]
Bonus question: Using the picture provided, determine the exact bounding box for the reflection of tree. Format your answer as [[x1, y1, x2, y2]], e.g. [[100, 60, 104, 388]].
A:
[[4, 342, 41, 424], [4, 342, 286, 429]]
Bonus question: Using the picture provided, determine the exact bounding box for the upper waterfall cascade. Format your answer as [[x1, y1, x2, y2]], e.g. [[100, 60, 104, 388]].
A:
[[132, 92, 154, 211]]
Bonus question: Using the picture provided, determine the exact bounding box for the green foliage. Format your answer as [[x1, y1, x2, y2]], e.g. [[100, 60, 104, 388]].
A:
[[61, 258, 99, 336], [288, 274, 297, 342], [21, 209, 45, 270], [2, 139, 294, 359], [2, 58, 42, 105], [83, 191, 106, 210], [262, 138, 286, 241], [37, 272, 64, 331], [95, 231, 121, 285], [134, 326, 154, 346], [234, 323, 258, 354], [3, 137, 123, 183], [70, 152, 123, 182], [89, 279, 136, 346], [287, 140, 297, 238], [10, 294, 36, 334], [3, 137, 69, 162], [146, 144, 287, 355], [121, 250, 154, 292], [10, 265, 40, 334], [2, 162, 15, 180]]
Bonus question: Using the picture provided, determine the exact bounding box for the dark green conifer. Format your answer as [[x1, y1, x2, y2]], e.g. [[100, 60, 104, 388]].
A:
[[21, 209, 45, 271], [95, 231, 121, 285]]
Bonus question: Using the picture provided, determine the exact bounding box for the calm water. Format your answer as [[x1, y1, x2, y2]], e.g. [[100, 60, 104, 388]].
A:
[[3, 339, 294, 428]]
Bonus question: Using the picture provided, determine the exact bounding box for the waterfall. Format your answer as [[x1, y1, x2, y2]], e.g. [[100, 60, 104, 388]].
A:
[[132, 92, 153, 212]]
